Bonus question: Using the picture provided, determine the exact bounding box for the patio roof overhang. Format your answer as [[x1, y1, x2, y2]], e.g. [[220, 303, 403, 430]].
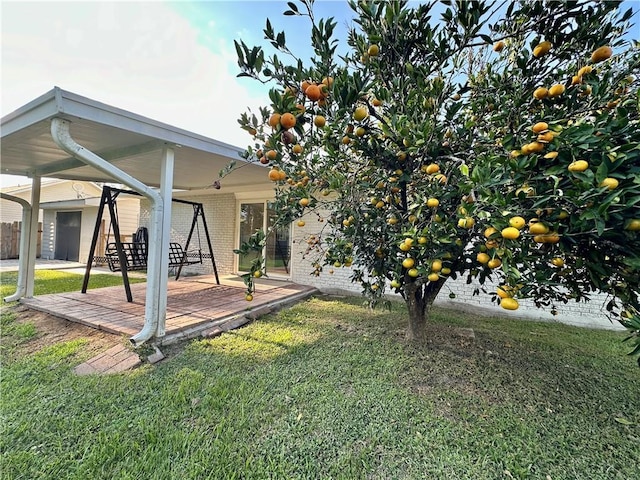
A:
[[1, 87, 268, 191], [1, 87, 272, 346]]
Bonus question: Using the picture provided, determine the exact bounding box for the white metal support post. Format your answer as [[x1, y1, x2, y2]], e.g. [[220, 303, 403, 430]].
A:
[[155, 146, 174, 338], [25, 176, 41, 298]]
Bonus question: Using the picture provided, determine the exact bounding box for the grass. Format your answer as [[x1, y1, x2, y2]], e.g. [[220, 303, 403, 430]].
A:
[[0, 269, 146, 299], [1, 295, 639, 479]]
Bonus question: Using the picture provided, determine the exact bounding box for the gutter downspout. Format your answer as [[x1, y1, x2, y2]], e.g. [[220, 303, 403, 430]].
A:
[[50, 118, 165, 346], [1, 193, 32, 302]]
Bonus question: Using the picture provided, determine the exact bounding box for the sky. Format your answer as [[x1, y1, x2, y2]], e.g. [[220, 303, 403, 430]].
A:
[[1, 1, 638, 188], [0, 0, 357, 187]]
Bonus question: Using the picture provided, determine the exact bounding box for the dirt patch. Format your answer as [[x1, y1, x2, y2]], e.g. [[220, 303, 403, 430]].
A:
[[6, 304, 123, 358]]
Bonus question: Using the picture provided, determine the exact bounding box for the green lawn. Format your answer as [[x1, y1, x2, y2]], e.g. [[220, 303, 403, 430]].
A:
[[0, 269, 145, 299], [1, 293, 638, 479]]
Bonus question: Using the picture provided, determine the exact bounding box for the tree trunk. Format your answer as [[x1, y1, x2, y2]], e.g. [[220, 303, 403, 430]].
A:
[[404, 279, 447, 341]]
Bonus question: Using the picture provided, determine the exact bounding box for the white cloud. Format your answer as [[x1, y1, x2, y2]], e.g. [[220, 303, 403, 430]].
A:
[[0, 0, 268, 155]]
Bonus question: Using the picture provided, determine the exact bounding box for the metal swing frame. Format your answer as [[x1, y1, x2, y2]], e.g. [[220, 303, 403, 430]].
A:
[[82, 185, 219, 302]]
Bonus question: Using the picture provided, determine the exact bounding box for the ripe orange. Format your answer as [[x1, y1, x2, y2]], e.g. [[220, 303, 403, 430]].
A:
[[599, 177, 619, 190], [534, 233, 560, 244], [280, 112, 296, 129], [533, 87, 549, 99], [402, 257, 415, 269], [509, 216, 526, 229], [372, 98, 382, 107], [428, 273, 440, 282], [426, 198, 439, 208], [537, 131, 555, 143], [625, 219, 640, 231], [548, 84, 566, 97], [571, 75, 581, 86], [526, 142, 545, 153], [266, 150, 278, 160], [292, 144, 303, 154], [591, 46, 612, 63], [551, 257, 564, 267], [493, 41, 505, 52], [299, 198, 310, 207], [568, 160, 589, 172], [367, 44, 380, 56], [500, 297, 519, 310], [533, 41, 552, 57], [578, 65, 593, 77], [501, 227, 520, 239], [305, 84, 322, 102], [268, 169, 281, 181], [484, 227, 498, 238], [342, 136, 351, 145], [407, 268, 419, 278], [434, 174, 447, 184], [487, 258, 502, 269], [431, 260, 443, 272], [297, 220, 305, 227], [314, 115, 326, 128], [477, 252, 490, 264], [245, 294, 254, 302], [268, 113, 281, 128], [458, 217, 475, 229], [544, 151, 559, 159], [529, 222, 550, 235], [425, 163, 440, 174], [497, 286, 511, 299], [532, 122, 548, 133], [353, 106, 368, 121]]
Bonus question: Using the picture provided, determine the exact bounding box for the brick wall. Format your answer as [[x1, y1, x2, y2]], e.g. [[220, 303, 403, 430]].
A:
[[139, 193, 236, 276], [288, 208, 624, 331]]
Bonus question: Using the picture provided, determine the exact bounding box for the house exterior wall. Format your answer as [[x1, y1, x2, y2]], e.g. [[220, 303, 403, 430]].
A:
[[140, 190, 622, 332], [139, 193, 236, 276]]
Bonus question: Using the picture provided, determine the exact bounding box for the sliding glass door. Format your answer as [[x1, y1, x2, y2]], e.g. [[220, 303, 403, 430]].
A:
[[238, 202, 291, 277]]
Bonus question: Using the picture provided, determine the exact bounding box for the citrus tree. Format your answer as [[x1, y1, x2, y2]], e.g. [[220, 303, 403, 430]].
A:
[[229, 0, 640, 355]]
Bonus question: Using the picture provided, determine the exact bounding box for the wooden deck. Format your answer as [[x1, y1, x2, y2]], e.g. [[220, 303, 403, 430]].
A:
[[20, 275, 317, 344]]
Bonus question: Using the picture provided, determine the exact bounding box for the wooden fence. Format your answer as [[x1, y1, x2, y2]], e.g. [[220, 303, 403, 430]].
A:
[[0, 222, 42, 259]]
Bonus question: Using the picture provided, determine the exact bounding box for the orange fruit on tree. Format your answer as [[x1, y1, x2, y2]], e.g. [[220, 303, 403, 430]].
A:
[[578, 65, 593, 77], [353, 106, 369, 121], [402, 257, 415, 269], [493, 40, 505, 52], [355, 127, 366, 137], [268, 169, 281, 181], [426, 198, 439, 208], [533, 40, 552, 57], [268, 113, 281, 128], [544, 151, 559, 159], [367, 44, 380, 56], [292, 144, 303, 154], [342, 136, 351, 145], [425, 163, 440, 174], [407, 268, 419, 278], [625, 219, 640, 231], [497, 286, 512, 299], [266, 149, 278, 160], [537, 131, 555, 143], [245, 294, 254, 302], [551, 257, 564, 267], [428, 273, 440, 282], [458, 217, 475, 229], [372, 98, 382, 107], [532, 122, 548, 133], [501, 227, 520, 239], [568, 160, 589, 172], [599, 177, 619, 190], [297, 220, 306, 227], [477, 252, 490, 264], [299, 198, 310, 207], [526, 142, 545, 153], [509, 216, 526, 229], [280, 112, 296, 129], [529, 222, 550, 235], [321, 76, 334, 87], [484, 226, 498, 238], [571, 75, 582, 86], [431, 259, 443, 272], [548, 84, 566, 97], [533, 87, 549, 99], [314, 115, 326, 128], [301, 80, 311, 92], [500, 297, 519, 310], [487, 258, 502, 269], [591, 46, 612, 63], [305, 84, 322, 102]]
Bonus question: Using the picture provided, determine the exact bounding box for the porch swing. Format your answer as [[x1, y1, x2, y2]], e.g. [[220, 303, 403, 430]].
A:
[[82, 185, 219, 302]]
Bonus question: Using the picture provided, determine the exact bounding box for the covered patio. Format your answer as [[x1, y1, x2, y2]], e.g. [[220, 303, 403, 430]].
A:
[[1, 87, 278, 346]]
